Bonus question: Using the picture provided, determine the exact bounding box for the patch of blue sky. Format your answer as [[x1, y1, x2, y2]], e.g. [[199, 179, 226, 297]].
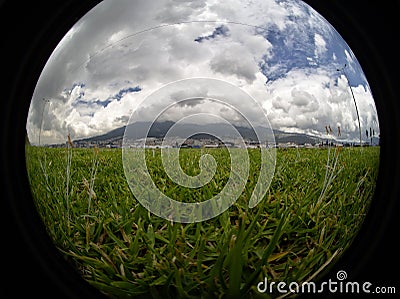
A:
[[194, 24, 230, 43], [73, 86, 142, 108], [257, 24, 367, 87]]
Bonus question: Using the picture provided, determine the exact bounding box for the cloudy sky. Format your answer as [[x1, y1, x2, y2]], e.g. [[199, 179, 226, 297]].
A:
[[27, 0, 379, 144]]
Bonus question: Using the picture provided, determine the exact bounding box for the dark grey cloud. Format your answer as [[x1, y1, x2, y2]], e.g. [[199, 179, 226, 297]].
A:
[[290, 89, 319, 112], [175, 98, 207, 108], [210, 49, 258, 83]]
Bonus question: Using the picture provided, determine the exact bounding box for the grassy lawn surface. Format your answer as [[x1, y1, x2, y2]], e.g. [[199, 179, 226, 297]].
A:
[[25, 146, 379, 298]]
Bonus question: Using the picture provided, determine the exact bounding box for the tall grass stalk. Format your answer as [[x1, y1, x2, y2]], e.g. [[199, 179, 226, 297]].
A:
[[87, 145, 100, 214], [65, 133, 73, 226], [318, 130, 344, 204], [37, 98, 51, 191], [38, 147, 51, 192], [318, 146, 343, 204]]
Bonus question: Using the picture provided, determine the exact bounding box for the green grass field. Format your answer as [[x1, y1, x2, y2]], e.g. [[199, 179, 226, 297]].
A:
[[25, 145, 379, 298]]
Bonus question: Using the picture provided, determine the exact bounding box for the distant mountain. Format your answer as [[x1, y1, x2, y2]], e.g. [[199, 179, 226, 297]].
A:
[[273, 131, 321, 145], [123, 121, 266, 141], [75, 121, 324, 145], [76, 125, 126, 143], [77, 121, 265, 142]]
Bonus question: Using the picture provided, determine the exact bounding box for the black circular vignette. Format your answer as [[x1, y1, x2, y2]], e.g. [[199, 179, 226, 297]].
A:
[[301, 1, 400, 297], [1, 1, 399, 298], [1, 1, 106, 298]]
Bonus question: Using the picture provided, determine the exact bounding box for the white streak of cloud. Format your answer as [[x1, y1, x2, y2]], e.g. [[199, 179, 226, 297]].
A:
[[314, 33, 327, 58]]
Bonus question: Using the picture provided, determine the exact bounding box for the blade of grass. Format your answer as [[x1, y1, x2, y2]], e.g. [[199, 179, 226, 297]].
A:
[[241, 209, 289, 296]]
